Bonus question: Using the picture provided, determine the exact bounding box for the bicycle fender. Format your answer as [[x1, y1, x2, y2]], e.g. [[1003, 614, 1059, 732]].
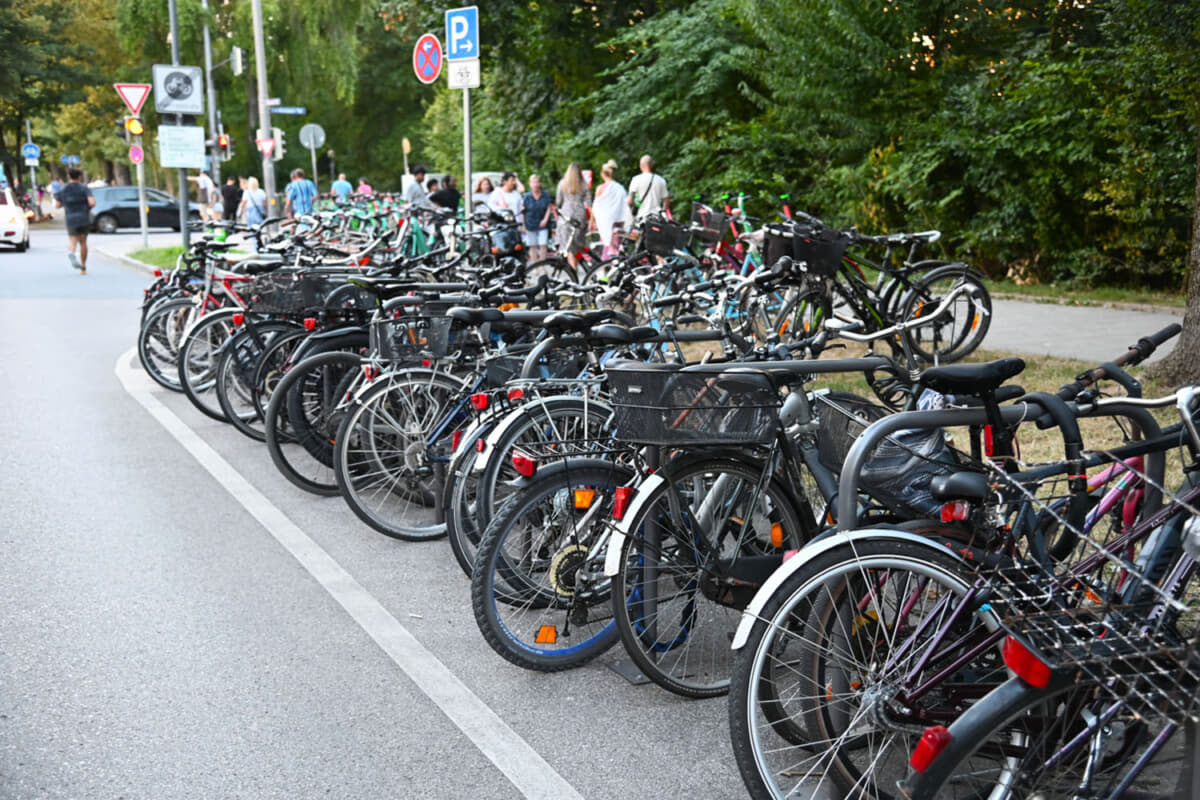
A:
[[602, 471, 668, 578], [471, 395, 614, 475], [730, 528, 974, 650]]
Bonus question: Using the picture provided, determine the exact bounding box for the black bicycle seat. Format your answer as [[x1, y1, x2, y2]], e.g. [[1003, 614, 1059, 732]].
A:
[[930, 472, 992, 504], [447, 306, 503, 325], [586, 323, 633, 344], [920, 358, 1025, 396], [235, 259, 284, 276]]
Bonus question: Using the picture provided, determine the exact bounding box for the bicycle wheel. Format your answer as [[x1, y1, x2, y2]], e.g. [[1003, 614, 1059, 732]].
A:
[[771, 286, 832, 344], [333, 369, 470, 540], [898, 265, 991, 363], [137, 297, 198, 391], [178, 309, 240, 422], [444, 421, 495, 577], [474, 396, 615, 537], [611, 455, 813, 698], [728, 538, 1006, 800], [264, 350, 362, 496], [215, 323, 300, 442], [525, 256, 578, 284], [471, 458, 629, 672]]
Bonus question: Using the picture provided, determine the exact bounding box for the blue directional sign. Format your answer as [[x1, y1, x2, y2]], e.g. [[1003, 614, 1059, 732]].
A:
[[67, 155, 81, 166], [21, 143, 40, 159], [272, 106, 307, 115], [445, 6, 479, 61]]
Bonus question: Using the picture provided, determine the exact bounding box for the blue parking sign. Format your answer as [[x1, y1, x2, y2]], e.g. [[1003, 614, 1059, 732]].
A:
[[445, 6, 478, 61]]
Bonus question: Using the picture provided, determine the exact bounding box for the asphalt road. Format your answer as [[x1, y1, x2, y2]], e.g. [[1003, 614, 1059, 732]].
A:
[[1, 226, 746, 800], [1, 223, 1187, 799]]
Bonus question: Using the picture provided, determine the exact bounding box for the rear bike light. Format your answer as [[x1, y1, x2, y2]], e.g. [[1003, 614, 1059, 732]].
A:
[[303, 317, 317, 331], [1002, 635, 1051, 688], [940, 501, 970, 523], [153, 269, 163, 277], [612, 486, 634, 520], [507, 388, 524, 402], [358, 256, 370, 266], [909, 725, 953, 774], [421, 359, 431, 368], [470, 392, 489, 411], [231, 313, 244, 326], [452, 430, 464, 451], [511, 450, 537, 477]]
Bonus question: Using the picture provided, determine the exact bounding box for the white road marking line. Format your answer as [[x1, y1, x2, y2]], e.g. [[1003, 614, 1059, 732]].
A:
[[114, 348, 583, 800]]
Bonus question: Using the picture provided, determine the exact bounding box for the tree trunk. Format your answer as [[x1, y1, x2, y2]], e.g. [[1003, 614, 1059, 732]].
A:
[[1147, 120, 1200, 386]]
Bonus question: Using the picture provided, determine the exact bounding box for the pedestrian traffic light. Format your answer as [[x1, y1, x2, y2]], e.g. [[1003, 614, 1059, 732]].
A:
[[217, 133, 231, 160], [271, 126, 286, 161], [124, 117, 145, 137]]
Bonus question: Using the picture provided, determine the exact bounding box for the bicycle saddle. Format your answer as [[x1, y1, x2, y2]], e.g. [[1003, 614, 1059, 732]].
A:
[[919, 358, 1025, 396], [930, 471, 992, 504], [447, 307, 504, 325]]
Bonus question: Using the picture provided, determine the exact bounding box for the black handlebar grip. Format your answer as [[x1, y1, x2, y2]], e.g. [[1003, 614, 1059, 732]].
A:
[[651, 294, 685, 309]]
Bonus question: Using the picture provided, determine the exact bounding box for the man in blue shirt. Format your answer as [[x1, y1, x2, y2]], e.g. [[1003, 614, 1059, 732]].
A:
[[522, 174, 554, 261], [330, 172, 353, 204], [284, 168, 319, 219]]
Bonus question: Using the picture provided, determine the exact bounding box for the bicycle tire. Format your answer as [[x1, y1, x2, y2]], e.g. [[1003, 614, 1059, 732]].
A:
[[177, 309, 240, 422], [215, 323, 300, 441], [137, 297, 198, 391], [443, 420, 496, 577], [264, 350, 362, 496], [611, 455, 814, 699], [470, 458, 630, 672], [898, 265, 992, 363], [728, 538, 1005, 800]]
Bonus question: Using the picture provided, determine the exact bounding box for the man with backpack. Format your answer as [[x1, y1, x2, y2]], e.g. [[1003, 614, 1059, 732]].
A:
[[627, 154, 670, 220]]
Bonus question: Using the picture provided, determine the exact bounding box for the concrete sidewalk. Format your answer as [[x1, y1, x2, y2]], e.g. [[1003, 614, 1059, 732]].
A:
[[89, 228, 184, 274], [988, 298, 1181, 364]]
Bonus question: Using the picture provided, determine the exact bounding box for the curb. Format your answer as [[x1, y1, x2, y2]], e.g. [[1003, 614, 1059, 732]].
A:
[[95, 247, 158, 275]]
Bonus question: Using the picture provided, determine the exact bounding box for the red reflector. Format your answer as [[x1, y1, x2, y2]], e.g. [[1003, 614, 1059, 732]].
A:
[[613, 486, 634, 520], [452, 430, 463, 451], [475, 438, 486, 453], [940, 501, 969, 522], [421, 359, 431, 367], [363, 365, 378, 380], [303, 317, 317, 331], [507, 388, 524, 401], [470, 392, 489, 410], [1002, 635, 1051, 688], [511, 450, 537, 477], [231, 313, 244, 326], [910, 725, 953, 774], [358, 256, 370, 266], [153, 269, 164, 277], [984, 424, 994, 457]]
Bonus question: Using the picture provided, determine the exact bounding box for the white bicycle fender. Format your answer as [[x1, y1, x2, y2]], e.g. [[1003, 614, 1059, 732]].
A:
[[730, 528, 972, 650], [602, 471, 667, 577]]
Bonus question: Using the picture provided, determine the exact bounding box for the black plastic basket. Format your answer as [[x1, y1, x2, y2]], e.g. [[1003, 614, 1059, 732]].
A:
[[371, 316, 463, 361], [641, 215, 686, 258], [762, 223, 794, 269], [688, 203, 727, 248], [762, 222, 850, 278], [488, 224, 524, 258], [606, 363, 781, 447], [249, 271, 344, 314]]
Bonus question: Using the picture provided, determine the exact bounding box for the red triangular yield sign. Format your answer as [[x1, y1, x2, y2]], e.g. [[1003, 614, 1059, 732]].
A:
[[114, 83, 152, 116], [256, 138, 276, 157]]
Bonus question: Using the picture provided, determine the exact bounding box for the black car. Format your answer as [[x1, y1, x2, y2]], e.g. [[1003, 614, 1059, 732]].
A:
[[90, 186, 201, 233]]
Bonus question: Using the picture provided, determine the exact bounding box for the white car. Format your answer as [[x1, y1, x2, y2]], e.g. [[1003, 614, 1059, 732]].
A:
[[0, 186, 30, 252]]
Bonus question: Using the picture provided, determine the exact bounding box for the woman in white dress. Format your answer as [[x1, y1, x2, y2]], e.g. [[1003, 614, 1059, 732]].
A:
[[591, 160, 628, 258]]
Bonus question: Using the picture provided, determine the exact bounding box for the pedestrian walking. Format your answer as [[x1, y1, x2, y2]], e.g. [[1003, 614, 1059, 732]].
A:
[[430, 176, 462, 212], [330, 173, 353, 204], [187, 170, 218, 221], [284, 168, 319, 219], [357, 176, 373, 196], [220, 176, 243, 226], [488, 172, 523, 219], [55, 168, 95, 275], [471, 176, 494, 212], [592, 159, 628, 259], [240, 176, 268, 229], [405, 166, 431, 209], [627, 154, 670, 220], [522, 174, 554, 261], [554, 164, 590, 271]]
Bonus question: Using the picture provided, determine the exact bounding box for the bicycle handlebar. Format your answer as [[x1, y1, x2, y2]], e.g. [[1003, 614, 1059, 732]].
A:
[[1055, 323, 1181, 401]]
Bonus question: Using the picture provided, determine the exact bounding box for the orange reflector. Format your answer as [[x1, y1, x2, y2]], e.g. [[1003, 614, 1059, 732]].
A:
[[535, 625, 557, 644], [574, 489, 595, 509], [231, 313, 244, 326], [1002, 635, 1051, 688], [910, 725, 953, 774], [613, 486, 634, 520], [770, 522, 783, 548], [971, 313, 980, 331], [303, 317, 317, 331], [498, 303, 519, 311]]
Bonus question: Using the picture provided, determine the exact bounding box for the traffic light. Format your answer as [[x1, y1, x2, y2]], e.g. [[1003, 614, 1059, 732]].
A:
[[217, 133, 231, 160], [124, 117, 145, 137], [271, 126, 286, 161], [115, 118, 128, 141]]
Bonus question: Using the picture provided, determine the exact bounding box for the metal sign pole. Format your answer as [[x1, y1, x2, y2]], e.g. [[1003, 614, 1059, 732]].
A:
[[137, 153, 149, 249], [168, 0, 190, 247], [309, 146, 318, 193], [24, 120, 36, 202], [251, 0, 275, 219], [463, 87, 471, 232]]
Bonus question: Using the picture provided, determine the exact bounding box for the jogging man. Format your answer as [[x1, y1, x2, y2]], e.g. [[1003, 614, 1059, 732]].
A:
[[56, 168, 95, 275]]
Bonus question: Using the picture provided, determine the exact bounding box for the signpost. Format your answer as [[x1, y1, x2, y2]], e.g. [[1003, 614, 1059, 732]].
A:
[[272, 106, 307, 116], [256, 138, 276, 158], [115, 83, 153, 246], [413, 33, 444, 85], [445, 6, 479, 227], [298, 124, 326, 191], [159, 126, 206, 168]]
